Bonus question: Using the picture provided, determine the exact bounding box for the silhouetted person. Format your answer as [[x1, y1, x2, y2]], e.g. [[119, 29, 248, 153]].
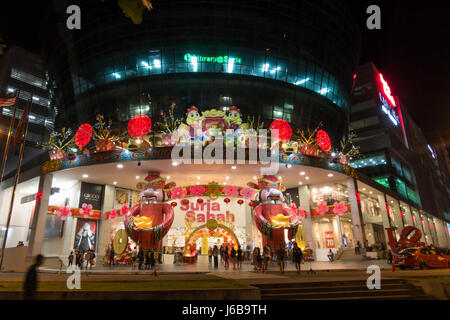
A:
[[213, 245, 219, 268], [23, 254, 44, 300]]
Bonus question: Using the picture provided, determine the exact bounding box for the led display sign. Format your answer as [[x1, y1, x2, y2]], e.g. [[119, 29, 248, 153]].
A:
[[379, 73, 396, 107], [184, 53, 242, 64], [380, 93, 399, 126]]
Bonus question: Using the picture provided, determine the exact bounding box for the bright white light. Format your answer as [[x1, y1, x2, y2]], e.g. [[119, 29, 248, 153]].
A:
[[262, 64, 269, 72], [32, 96, 39, 101], [192, 56, 198, 72], [227, 58, 235, 73], [153, 59, 161, 68], [299, 172, 306, 175], [328, 173, 333, 177], [231, 166, 237, 170], [197, 176, 200, 180], [298, 182, 303, 185], [136, 176, 140, 179], [167, 176, 171, 179], [142, 61, 152, 69], [287, 164, 292, 168], [226, 176, 230, 180], [172, 162, 179, 166], [278, 176, 282, 180], [319, 88, 329, 95], [305, 176, 310, 180], [136, 139, 142, 144], [253, 176, 257, 180], [7, 88, 15, 93], [117, 164, 123, 169], [113, 181, 117, 185], [113, 73, 121, 79], [295, 78, 310, 85], [28, 115, 36, 120], [270, 66, 281, 74], [331, 152, 336, 157], [82, 174, 88, 178]]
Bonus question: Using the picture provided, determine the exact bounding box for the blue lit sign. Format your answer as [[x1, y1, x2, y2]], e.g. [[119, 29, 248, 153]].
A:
[[380, 93, 399, 126]]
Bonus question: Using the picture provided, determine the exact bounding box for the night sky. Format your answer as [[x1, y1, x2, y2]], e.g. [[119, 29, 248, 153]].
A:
[[1, 1, 449, 147]]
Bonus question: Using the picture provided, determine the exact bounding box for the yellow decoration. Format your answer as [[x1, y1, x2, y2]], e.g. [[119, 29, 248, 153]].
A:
[[206, 219, 218, 231], [113, 229, 128, 255], [270, 214, 291, 227], [133, 216, 154, 229]]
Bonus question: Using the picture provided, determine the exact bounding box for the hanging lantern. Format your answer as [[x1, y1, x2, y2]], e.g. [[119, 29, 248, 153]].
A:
[[75, 123, 93, 148], [270, 119, 292, 141], [171, 202, 177, 207], [224, 198, 231, 204], [197, 198, 204, 204], [249, 201, 256, 207], [316, 130, 332, 152], [237, 199, 244, 206], [181, 199, 190, 206], [128, 114, 152, 138]]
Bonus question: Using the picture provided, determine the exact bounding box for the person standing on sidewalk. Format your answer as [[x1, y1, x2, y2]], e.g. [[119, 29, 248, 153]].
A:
[[131, 246, 137, 270], [355, 241, 361, 255], [138, 247, 145, 270], [223, 245, 230, 270], [208, 247, 213, 264], [109, 247, 115, 267], [293, 245, 303, 274], [23, 254, 44, 300], [68, 251, 74, 267], [262, 245, 271, 273], [213, 245, 219, 268], [230, 246, 237, 270]]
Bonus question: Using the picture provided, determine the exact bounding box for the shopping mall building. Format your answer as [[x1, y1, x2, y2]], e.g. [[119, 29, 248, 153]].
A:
[[0, 0, 448, 269]]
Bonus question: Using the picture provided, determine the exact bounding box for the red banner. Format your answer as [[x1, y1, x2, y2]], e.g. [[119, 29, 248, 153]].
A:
[[48, 205, 102, 220]]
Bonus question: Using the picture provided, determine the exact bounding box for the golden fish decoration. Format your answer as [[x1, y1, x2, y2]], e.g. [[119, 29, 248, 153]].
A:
[[270, 214, 291, 227]]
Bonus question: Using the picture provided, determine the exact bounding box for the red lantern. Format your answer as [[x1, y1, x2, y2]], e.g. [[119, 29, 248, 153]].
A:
[[270, 119, 292, 141], [170, 202, 177, 207], [224, 198, 230, 204], [128, 114, 152, 138], [316, 130, 332, 152], [197, 198, 204, 204], [249, 201, 256, 207], [237, 199, 244, 205], [209, 230, 215, 236], [75, 123, 93, 148], [181, 199, 190, 206]]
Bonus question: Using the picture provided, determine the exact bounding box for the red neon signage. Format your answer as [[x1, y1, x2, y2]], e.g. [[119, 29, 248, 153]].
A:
[[379, 73, 396, 107]]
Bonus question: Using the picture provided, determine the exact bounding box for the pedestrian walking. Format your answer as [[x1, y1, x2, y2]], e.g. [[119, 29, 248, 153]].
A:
[[230, 247, 237, 269], [75, 250, 80, 268], [208, 247, 213, 264], [84, 250, 91, 271], [23, 254, 44, 300], [262, 245, 271, 273], [252, 247, 260, 271], [213, 245, 219, 268], [237, 245, 243, 269], [355, 241, 361, 255], [327, 249, 334, 262], [293, 245, 303, 274], [90, 250, 96, 269], [109, 247, 115, 266], [131, 246, 137, 270], [138, 247, 145, 270], [219, 244, 224, 264], [79, 251, 84, 270], [223, 246, 230, 269], [276, 244, 286, 274], [68, 251, 74, 267]]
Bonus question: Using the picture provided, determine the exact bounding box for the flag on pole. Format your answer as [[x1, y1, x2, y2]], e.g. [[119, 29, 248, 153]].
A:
[[13, 98, 31, 145], [0, 95, 17, 107]]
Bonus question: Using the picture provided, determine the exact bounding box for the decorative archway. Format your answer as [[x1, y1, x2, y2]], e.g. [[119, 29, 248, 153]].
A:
[[184, 219, 240, 252]]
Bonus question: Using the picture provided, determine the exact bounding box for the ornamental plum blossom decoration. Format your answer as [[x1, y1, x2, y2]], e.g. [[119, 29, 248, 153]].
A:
[[239, 188, 257, 200], [316, 201, 329, 216], [79, 203, 93, 218], [223, 186, 239, 197], [120, 204, 128, 216], [170, 187, 187, 199], [106, 209, 119, 220], [297, 207, 308, 219], [189, 185, 206, 197], [332, 201, 348, 216], [58, 206, 72, 221]]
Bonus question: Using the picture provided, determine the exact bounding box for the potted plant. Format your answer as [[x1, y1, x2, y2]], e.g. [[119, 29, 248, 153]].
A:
[[155, 102, 184, 146], [296, 123, 323, 157], [338, 132, 361, 165], [41, 128, 75, 160], [93, 114, 117, 152]]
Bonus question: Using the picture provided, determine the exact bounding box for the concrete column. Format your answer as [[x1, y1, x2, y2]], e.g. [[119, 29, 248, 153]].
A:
[[347, 178, 366, 253], [434, 218, 447, 248], [27, 174, 53, 259], [99, 184, 115, 258], [335, 215, 343, 246], [298, 185, 315, 253], [377, 193, 392, 244], [400, 203, 413, 227]]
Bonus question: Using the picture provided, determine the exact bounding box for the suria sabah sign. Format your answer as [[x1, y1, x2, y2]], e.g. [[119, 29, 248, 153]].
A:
[[377, 73, 399, 126], [184, 53, 242, 64]]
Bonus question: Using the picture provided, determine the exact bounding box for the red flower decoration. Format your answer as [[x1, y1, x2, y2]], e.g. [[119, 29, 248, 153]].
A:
[[181, 199, 190, 206], [170, 187, 187, 199], [171, 202, 177, 207], [128, 114, 152, 138], [189, 185, 206, 197], [316, 201, 329, 216], [224, 198, 230, 204], [270, 119, 292, 141], [332, 201, 348, 216], [316, 130, 331, 152], [240, 188, 257, 200], [121, 204, 128, 215], [107, 209, 119, 220], [35, 191, 42, 203], [297, 207, 308, 219], [58, 206, 72, 221], [223, 186, 239, 197], [75, 124, 93, 148], [79, 203, 93, 218], [237, 199, 244, 205]]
